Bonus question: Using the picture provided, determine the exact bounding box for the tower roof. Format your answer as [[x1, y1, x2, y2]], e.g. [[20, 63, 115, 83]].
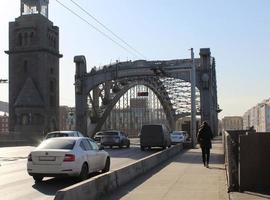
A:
[[21, 0, 49, 18], [15, 78, 44, 107]]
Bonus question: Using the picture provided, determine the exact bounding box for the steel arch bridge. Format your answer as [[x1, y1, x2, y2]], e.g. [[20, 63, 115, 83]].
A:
[[74, 48, 219, 137]]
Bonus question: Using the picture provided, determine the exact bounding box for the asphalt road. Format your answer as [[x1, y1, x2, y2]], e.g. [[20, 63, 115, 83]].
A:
[[0, 141, 154, 200]]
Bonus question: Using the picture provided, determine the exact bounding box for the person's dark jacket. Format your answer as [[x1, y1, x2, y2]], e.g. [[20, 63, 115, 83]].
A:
[[197, 124, 213, 149]]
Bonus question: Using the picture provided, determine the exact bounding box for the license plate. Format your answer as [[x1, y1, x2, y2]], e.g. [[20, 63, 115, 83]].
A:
[[39, 156, 56, 161]]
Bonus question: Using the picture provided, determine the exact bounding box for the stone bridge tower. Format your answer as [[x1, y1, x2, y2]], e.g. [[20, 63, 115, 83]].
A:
[[5, 0, 62, 142]]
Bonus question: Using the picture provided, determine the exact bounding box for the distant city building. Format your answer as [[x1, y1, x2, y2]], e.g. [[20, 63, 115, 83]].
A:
[[243, 98, 270, 132], [59, 106, 69, 131], [0, 101, 8, 113], [102, 97, 168, 137], [6, 0, 62, 141], [0, 113, 9, 134], [59, 106, 75, 131], [218, 119, 223, 135], [222, 116, 243, 131], [175, 116, 201, 137], [130, 98, 148, 108]]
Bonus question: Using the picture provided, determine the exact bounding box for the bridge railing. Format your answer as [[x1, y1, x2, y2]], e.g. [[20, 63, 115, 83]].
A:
[[224, 129, 270, 192], [0, 131, 34, 147]]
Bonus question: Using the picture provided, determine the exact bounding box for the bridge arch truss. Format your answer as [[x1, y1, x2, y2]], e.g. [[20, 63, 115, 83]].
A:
[[74, 48, 219, 137]]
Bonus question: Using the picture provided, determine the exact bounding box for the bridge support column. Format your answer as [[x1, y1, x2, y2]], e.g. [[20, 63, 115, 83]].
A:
[[199, 48, 218, 135], [104, 81, 111, 104], [74, 56, 88, 136], [92, 86, 100, 117], [170, 119, 176, 131], [211, 59, 219, 136]]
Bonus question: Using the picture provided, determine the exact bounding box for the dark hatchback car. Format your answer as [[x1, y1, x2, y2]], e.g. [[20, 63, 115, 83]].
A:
[[140, 124, 171, 150], [100, 130, 130, 148]]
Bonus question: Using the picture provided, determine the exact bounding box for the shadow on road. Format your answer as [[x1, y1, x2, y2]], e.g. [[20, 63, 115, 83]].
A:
[[32, 172, 102, 196], [32, 177, 78, 196]]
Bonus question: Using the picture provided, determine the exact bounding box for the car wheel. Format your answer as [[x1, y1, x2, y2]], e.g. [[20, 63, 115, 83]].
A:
[[33, 175, 43, 183], [126, 142, 130, 148], [78, 163, 89, 181], [140, 146, 145, 151], [102, 157, 110, 173]]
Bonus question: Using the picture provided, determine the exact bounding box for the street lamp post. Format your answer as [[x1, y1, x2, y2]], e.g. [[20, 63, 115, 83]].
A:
[[190, 48, 197, 148]]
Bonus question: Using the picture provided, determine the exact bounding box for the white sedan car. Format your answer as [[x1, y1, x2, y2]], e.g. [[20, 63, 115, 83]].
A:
[[170, 131, 187, 144], [27, 137, 110, 182]]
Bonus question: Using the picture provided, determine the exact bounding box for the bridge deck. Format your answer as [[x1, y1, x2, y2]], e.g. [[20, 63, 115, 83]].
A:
[[102, 137, 270, 200], [102, 137, 228, 200]]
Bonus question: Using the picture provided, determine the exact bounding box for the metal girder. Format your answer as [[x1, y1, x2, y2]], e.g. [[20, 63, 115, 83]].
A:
[[87, 77, 177, 136], [75, 48, 219, 137]]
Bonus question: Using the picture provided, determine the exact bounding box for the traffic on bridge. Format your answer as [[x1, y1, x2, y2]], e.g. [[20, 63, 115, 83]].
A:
[[3, 0, 267, 200], [0, 140, 156, 200]]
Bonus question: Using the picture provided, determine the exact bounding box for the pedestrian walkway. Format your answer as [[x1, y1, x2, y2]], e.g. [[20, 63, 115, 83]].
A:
[[102, 138, 228, 200]]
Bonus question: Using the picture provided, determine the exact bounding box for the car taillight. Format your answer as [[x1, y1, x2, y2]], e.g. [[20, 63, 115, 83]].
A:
[[64, 154, 75, 162], [28, 153, 32, 161]]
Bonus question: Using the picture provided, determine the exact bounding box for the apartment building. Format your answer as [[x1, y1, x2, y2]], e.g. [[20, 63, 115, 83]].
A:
[[59, 106, 75, 131], [0, 113, 9, 134], [243, 98, 270, 132], [222, 116, 243, 131]]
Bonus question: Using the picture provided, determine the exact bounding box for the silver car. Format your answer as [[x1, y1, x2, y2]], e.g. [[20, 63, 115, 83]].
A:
[[170, 131, 187, 144], [100, 130, 130, 148]]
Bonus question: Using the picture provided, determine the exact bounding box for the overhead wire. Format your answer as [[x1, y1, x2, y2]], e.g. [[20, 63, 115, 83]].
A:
[[68, 0, 147, 60], [55, 0, 140, 59], [55, 0, 146, 59]]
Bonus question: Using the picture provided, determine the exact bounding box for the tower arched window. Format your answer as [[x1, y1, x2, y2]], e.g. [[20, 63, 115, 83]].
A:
[[50, 80, 55, 93], [23, 32, 28, 45], [18, 33, 23, 46], [53, 38, 56, 48], [23, 60, 28, 73], [50, 95, 56, 107], [21, 114, 30, 125], [30, 32, 34, 44]]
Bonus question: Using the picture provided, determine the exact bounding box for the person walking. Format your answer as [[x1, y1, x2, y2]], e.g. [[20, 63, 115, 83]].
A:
[[197, 121, 213, 168]]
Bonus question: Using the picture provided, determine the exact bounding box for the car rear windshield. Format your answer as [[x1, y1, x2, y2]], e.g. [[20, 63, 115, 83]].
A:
[[38, 139, 76, 150], [141, 125, 162, 133], [46, 132, 69, 139], [102, 131, 118, 136]]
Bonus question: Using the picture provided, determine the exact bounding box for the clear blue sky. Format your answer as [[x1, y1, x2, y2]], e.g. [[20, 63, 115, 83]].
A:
[[1, 0, 270, 118]]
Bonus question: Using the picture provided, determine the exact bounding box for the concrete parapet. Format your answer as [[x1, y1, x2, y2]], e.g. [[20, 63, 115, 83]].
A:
[[54, 143, 183, 200], [55, 172, 118, 200], [115, 160, 144, 187]]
